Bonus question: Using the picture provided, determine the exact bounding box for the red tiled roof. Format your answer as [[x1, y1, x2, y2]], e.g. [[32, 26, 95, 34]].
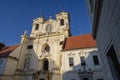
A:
[[0, 44, 19, 57], [63, 34, 96, 50]]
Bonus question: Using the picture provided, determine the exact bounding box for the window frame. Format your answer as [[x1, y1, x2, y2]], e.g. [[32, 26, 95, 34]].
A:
[[35, 24, 39, 30], [93, 55, 99, 65], [60, 19, 64, 26], [80, 56, 86, 66], [69, 57, 74, 67]]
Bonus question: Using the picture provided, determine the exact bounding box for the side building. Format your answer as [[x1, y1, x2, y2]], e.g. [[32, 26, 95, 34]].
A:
[[0, 44, 19, 80], [61, 34, 104, 80], [0, 11, 104, 80], [86, 0, 120, 80]]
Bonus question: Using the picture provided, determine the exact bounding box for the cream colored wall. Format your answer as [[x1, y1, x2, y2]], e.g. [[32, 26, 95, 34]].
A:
[[25, 35, 64, 73], [30, 12, 69, 37], [3, 46, 22, 74], [3, 58, 17, 75], [27, 12, 70, 73], [2, 46, 22, 80], [2, 58, 17, 80], [17, 44, 29, 69]]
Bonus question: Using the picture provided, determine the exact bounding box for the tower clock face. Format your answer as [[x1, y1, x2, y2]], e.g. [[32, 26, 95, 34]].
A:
[[46, 24, 52, 33]]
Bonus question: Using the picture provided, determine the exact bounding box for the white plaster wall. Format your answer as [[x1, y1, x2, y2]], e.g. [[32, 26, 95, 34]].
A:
[[61, 48, 104, 80]]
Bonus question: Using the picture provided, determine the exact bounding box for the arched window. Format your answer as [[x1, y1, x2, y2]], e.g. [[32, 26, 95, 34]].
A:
[[27, 45, 33, 49], [42, 44, 50, 54], [46, 24, 52, 33], [43, 59, 49, 70], [35, 24, 39, 30], [43, 45, 50, 53], [60, 19, 64, 26], [44, 45, 50, 52]]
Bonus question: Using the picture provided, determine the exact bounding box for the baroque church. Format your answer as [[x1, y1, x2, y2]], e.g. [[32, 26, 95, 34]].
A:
[[0, 11, 104, 80]]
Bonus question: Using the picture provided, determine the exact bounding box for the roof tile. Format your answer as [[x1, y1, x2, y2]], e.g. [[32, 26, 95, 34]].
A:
[[0, 45, 19, 57], [63, 34, 96, 50]]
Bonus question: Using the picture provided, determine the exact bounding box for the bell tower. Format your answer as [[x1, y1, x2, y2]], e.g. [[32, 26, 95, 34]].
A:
[[56, 11, 70, 29], [56, 11, 71, 37], [30, 16, 45, 37], [30, 11, 71, 37]]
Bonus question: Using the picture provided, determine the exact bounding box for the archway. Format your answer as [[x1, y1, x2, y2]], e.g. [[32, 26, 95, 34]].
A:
[[43, 59, 49, 70]]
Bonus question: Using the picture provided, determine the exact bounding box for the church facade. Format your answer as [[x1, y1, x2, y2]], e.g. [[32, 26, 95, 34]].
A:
[[0, 11, 104, 80]]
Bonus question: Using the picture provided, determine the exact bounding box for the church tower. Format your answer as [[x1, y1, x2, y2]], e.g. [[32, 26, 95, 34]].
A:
[[30, 11, 70, 37], [16, 11, 71, 80]]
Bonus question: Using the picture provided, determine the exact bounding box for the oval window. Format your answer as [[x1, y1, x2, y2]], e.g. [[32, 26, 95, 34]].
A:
[[46, 24, 52, 33]]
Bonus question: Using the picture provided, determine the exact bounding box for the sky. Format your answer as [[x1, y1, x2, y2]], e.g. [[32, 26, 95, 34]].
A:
[[0, 0, 92, 46]]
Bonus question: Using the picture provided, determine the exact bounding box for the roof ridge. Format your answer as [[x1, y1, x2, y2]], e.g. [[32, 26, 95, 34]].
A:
[[68, 34, 92, 38], [8, 44, 20, 47], [0, 44, 19, 57], [0, 46, 9, 51]]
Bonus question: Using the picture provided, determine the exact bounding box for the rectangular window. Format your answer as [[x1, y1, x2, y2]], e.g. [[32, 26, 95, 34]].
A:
[[80, 56, 86, 66], [59, 41, 64, 45], [69, 57, 74, 66], [93, 55, 99, 65]]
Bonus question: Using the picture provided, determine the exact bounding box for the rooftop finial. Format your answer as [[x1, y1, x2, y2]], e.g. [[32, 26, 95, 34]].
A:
[[40, 12, 44, 18], [49, 16, 52, 19], [62, 5, 64, 12], [24, 30, 27, 35]]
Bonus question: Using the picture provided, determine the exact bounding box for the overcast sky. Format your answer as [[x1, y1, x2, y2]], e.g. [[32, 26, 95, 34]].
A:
[[0, 0, 91, 45]]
